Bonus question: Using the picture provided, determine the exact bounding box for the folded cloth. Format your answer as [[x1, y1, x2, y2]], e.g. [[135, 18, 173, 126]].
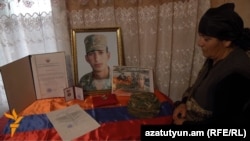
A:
[[92, 94, 118, 107], [127, 92, 161, 118]]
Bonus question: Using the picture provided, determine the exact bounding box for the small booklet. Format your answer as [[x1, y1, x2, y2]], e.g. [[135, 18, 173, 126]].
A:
[[46, 104, 100, 140], [64, 86, 84, 101], [92, 94, 118, 107]]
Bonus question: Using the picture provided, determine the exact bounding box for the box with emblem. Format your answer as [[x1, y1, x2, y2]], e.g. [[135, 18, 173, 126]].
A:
[[0, 52, 69, 113]]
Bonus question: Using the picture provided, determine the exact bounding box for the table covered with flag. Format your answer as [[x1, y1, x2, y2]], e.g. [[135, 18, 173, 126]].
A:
[[0, 90, 173, 140]]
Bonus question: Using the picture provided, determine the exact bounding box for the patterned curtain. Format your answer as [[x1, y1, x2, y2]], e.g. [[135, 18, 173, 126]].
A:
[[67, 0, 210, 101]]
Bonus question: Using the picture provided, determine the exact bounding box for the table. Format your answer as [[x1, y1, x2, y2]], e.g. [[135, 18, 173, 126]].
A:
[[0, 90, 173, 140]]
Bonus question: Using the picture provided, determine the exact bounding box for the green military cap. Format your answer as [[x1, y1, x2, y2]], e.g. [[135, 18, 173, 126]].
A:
[[127, 92, 161, 118], [84, 34, 107, 54]]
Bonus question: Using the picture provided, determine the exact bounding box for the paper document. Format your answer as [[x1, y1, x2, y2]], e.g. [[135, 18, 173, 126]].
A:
[[31, 52, 68, 99], [46, 104, 100, 141]]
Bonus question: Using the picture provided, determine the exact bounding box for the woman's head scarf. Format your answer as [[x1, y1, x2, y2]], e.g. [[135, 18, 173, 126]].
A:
[[198, 3, 243, 41], [198, 3, 250, 50]]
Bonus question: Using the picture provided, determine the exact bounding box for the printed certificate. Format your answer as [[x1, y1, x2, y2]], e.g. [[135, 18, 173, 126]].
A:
[[46, 104, 100, 140], [31, 52, 69, 99]]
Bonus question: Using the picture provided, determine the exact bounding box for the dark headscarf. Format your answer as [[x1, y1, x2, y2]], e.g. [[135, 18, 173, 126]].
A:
[[198, 3, 250, 50]]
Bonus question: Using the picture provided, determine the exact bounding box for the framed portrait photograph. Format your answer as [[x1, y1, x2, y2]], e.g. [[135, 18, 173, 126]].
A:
[[70, 27, 125, 94], [112, 66, 154, 94]]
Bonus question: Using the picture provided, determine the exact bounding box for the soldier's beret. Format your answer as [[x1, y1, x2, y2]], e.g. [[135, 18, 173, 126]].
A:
[[84, 34, 107, 54]]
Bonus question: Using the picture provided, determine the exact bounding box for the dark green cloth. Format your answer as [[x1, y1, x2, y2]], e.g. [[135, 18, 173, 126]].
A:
[[127, 92, 161, 118]]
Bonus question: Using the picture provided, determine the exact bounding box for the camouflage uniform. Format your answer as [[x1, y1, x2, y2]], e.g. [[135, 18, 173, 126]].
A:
[[135, 73, 150, 92], [79, 71, 111, 91]]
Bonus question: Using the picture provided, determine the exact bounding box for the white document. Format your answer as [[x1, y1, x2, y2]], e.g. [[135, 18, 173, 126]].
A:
[[31, 52, 69, 99], [46, 104, 100, 141]]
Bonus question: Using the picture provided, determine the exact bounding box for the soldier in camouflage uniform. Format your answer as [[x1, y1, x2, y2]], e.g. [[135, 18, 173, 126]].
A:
[[135, 73, 150, 92], [79, 34, 111, 91]]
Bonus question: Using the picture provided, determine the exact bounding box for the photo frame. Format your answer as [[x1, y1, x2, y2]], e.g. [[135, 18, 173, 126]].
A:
[[112, 66, 154, 94], [70, 27, 125, 94]]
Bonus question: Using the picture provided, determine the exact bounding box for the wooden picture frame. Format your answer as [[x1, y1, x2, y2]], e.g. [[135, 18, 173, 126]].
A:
[[70, 27, 125, 94]]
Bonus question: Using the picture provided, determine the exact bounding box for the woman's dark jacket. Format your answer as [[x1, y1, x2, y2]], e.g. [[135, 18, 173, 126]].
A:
[[181, 48, 250, 125]]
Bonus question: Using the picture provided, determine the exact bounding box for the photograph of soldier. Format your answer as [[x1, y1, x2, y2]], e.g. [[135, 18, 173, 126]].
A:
[[112, 66, 154, 93], [79, 34, 112, 91]]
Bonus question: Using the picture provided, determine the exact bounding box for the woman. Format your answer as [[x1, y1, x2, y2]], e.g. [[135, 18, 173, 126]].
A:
[[173, 3, 250, 125]]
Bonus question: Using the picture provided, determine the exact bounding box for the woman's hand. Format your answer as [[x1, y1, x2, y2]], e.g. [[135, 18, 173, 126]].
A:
[[172, 103, 187, 125]]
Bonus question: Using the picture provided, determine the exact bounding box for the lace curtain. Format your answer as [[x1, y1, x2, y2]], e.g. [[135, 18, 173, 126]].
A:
[[67, 0, 210, 101], [0, 0, 70, 114]]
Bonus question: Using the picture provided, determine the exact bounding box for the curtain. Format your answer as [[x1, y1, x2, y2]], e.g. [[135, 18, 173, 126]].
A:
[[67, 0, 210, 101], [0, 0, 70, 114]]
